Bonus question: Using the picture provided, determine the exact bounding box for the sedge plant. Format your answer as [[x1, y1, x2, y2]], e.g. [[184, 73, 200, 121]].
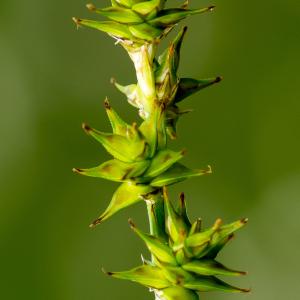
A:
[[73, 1, 249, 299]]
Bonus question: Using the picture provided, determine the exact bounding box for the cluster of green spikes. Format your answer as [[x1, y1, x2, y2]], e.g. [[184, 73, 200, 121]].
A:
[[104, 188, 249, 299], [73, 1, 249, 299]]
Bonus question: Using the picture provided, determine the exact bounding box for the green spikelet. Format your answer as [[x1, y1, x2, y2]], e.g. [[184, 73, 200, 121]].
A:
[[73, 1, 249, 299], [103, 190, 250, 298]]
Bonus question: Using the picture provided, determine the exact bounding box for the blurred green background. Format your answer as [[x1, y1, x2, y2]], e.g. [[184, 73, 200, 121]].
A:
[[1, 0, 300, 299]]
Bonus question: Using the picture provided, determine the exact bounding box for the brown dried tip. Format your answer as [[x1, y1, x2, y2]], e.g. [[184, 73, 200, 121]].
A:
[[102, 267, 113, 276], [89, 218, 102, 228], [104, 97, 111, 109], [82, 122, 91, 132], [72, 168, 83, 174], [180, 148, 187, 156], [128, 218, 136, 229], [110, 77, 116, 85], [72, 17, 81, 26], [240, 287, 251, 293], [213, 218, 222, 230], [215, 76, 223, 83], [239, 270, 248, 276], [179, 192, 185, 203], [241, 217, 249, 224], [86, 3, 96, 11]]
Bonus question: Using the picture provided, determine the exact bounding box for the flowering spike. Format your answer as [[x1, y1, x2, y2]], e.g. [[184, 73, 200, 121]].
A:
[[73, 1, 249, 298]]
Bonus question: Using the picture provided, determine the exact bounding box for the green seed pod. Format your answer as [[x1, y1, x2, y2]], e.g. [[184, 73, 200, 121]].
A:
[[150, 163, 212, 187], [129, 219, 178, 265], [186, 219, 222, 248], [175, 77, 222, 103], [82, 123, 147, 163], [204, 234, 234, 259], [158, 262, 194, 285], [104, 265, 171, 289], [156, 26, 187, 86], [72, 18, 134, 41], [128, 22, 163, 42], [144, 149, 185, 178], [163, 187, 189, 244], [149, 7, 215, 27], [182, 260, 247, 277], [73, 159, 150, 181], [184, 276, 250, 293], [94, 7, 144, 24]]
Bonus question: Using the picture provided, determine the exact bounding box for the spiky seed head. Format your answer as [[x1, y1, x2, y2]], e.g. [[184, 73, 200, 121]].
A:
[[104, 190, 249, 298]]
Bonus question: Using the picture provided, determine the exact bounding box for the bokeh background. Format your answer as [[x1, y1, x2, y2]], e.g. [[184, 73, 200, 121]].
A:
[[1, 0, 300, 299]]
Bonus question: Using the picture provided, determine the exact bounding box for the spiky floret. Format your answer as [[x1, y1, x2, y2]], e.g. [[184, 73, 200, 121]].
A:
[[74, 98, 211, 226], [73, 17, 219, 227], [103, 188, 250, 298]]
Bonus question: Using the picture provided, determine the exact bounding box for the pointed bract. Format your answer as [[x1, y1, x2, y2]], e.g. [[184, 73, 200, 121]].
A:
[[105, 265, 171, 289], [182, 260, 246, 277], [184, 276, 250, 293], [73, 159, 150, 182], [90, 182, 154, 227], [150, 163, 212, 187], [129, 219, 177, 265]]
